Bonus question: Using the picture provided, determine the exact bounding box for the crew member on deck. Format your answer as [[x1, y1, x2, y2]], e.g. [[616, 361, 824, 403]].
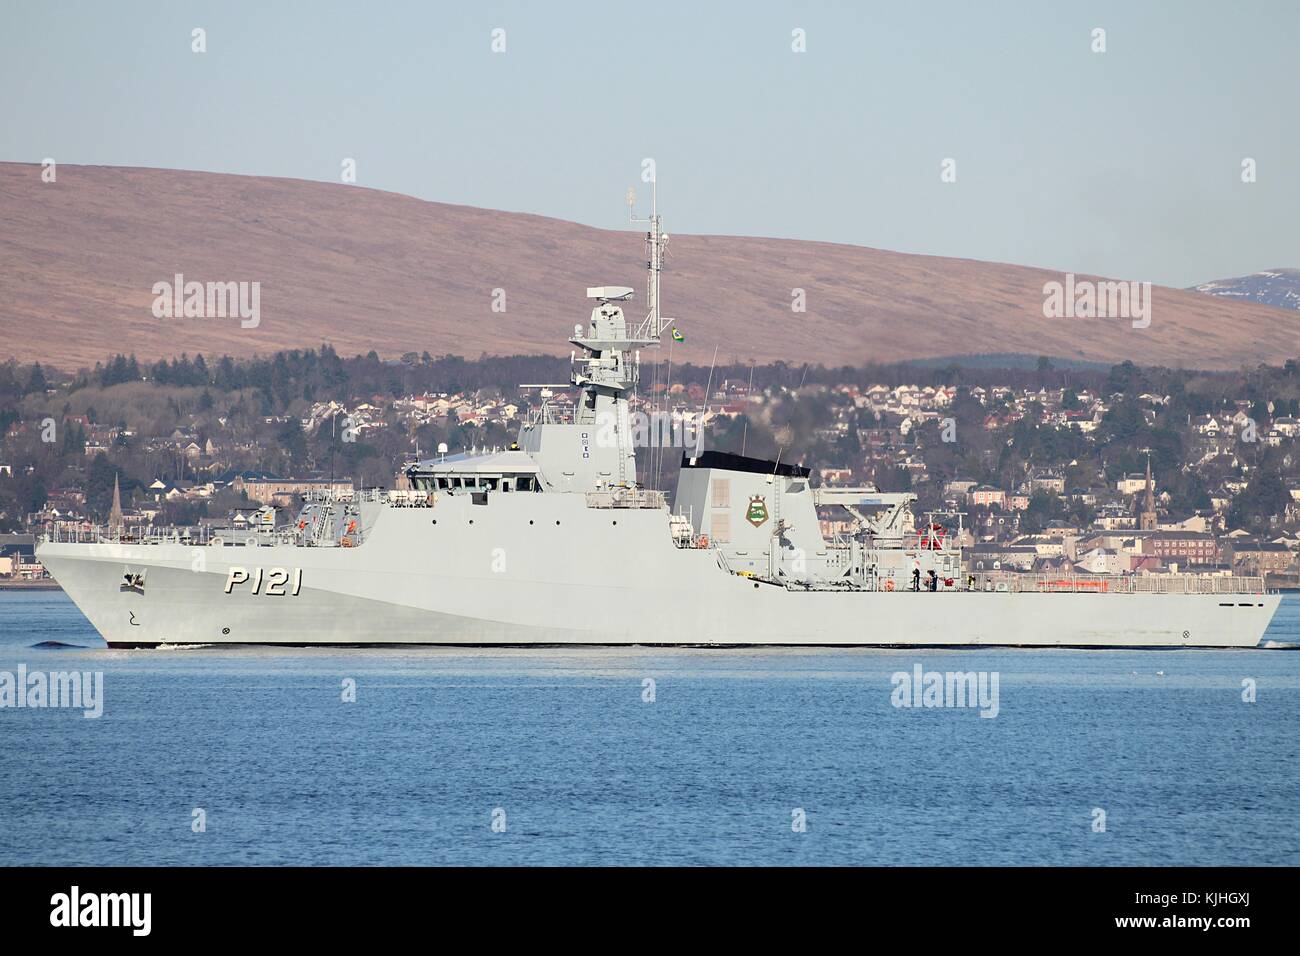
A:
[[911, 567, 921, 592]]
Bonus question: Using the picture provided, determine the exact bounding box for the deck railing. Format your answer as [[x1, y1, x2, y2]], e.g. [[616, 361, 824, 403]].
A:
[[44, 525, 212, 545], [969, 572, 1268, 595], [41, 524, 300, 546], [585, 489, 667, 509], [302, 488, 420, 504]]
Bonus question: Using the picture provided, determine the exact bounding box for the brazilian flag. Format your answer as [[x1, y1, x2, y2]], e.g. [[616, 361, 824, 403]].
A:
[[671, 327, 684, 343]]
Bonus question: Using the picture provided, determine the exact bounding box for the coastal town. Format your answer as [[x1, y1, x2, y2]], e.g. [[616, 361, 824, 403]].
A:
[[2, 350, 1298, 588]]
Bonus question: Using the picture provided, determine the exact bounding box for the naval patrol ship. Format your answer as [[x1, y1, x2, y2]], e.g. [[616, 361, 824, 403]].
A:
[[36, 192, 1280, 648]]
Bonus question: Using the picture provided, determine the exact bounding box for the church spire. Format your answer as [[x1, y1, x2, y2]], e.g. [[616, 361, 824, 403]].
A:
[[1139, 454, 1157, 531], [109, 472, 124, 537]]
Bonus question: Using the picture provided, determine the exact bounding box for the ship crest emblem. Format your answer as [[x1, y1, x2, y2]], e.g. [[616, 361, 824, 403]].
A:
[[745, 495, 770, 528], [120, 570, 146, 594]]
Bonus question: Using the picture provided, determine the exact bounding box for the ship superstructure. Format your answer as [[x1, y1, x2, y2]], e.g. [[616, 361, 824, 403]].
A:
[[36, 188, 1281, 648]]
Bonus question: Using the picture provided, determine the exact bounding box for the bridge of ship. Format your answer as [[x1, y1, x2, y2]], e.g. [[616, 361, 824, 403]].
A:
[[405, 449, 544, 493]]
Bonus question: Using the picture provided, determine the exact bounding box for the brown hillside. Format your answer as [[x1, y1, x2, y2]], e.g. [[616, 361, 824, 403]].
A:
[[1, 163, 1295, 371]]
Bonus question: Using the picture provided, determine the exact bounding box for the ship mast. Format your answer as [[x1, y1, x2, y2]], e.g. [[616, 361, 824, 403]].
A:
[[628, 178, 669, 343], [627, 179, 674, 487]]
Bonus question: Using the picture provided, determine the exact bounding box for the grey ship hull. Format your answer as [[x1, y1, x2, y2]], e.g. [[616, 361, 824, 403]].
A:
[[37, 496, 1279, 648]]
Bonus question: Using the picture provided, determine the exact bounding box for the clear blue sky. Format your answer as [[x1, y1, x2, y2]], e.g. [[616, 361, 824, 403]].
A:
[[2, 0, 1295, 286]]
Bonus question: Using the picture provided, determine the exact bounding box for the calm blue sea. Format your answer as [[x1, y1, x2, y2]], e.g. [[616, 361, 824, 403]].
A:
[[1, 590, 1297, 866]]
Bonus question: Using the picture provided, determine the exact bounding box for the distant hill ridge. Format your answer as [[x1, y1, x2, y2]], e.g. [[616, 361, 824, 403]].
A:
[[1190, 269, 1300, 312], [1, 163, 1295, 371]]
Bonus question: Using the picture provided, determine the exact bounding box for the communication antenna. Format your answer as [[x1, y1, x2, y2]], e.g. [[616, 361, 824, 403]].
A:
[[693, 346, 719, 457], [741, 359, 756, 456]]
